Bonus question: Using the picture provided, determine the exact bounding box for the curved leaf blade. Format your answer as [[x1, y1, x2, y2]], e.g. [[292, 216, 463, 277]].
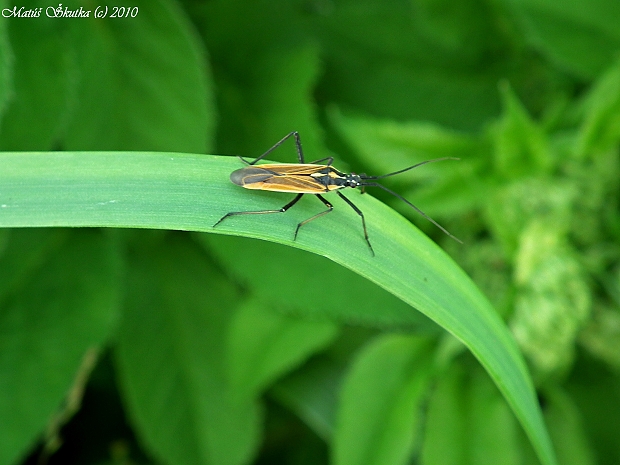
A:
[[0, 151, 557, 465]]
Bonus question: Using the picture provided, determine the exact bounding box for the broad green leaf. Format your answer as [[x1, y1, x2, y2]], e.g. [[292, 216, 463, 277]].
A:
[[566, 360, 620, 462], [269, 323, 379, 443], [0, 0, 74, 151], [201, 234, 439, 330], [0, 229, 67, 302], [503, 0, 620, 78], [421, 363, 520, 465], [314, 0, 563, 130], [0, 0, 13, 120], [228, 296, 339, 400], [421, 362, 466, 465], [333, 335, 435, 465], [0, 229, 120, 465], [63, 0, 214, 153], [544, 388, 595, 465], [577, 58, 620, 155], [115, 233, 259, 465], [467, 366, 520, 465], [0, 150, 557, 465], [199, 0, 325, 159], [271, 355, 346, 441]]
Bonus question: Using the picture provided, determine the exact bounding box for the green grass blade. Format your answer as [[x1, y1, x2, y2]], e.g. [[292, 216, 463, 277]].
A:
[[0, 151, 557, 465]]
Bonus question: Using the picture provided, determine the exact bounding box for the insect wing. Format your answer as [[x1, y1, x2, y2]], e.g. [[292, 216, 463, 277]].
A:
[[232, 164, 330, 193], [256, 163, 326, 175], [263, 175, 329, 193]]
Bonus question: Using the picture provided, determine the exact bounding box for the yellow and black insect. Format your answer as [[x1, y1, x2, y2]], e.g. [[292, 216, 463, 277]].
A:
[[213, 132, 460, 256]]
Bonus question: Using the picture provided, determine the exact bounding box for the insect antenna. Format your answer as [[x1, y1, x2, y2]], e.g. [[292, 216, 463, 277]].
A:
[[361, 157, 459, 180], [359, 157, 462, 243]]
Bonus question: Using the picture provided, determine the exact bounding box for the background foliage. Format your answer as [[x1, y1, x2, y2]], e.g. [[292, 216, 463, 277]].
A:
[[1, 0, 619, 464]]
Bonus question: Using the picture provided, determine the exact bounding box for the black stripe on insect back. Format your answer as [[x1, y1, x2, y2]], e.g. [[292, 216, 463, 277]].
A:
[[310, 166, 349, 190], [213, 131, 461, 256]]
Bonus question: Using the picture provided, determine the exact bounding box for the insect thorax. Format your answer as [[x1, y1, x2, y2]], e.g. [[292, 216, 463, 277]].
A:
[[309, 167, 362, 190], [344, 173, 362, 188]]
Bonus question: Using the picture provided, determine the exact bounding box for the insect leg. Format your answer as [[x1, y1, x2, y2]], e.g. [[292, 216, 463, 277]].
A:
[[336, 191, 374, 256], [309, 156, 334, 166], [293, 194, 333, 240], [238, 131, 306, 165], [213, 193, 304, 228]]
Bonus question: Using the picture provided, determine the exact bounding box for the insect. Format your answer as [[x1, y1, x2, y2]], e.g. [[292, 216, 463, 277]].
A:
[[213, 132, 461, 256]]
